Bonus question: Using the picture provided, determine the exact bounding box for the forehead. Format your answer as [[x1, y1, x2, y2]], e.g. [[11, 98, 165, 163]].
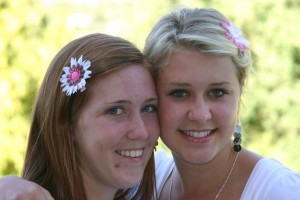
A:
[[87, 64, 156, 101], [159, 50, 238, 82]]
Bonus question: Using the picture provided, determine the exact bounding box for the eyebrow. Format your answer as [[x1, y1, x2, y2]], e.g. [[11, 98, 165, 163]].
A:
[[209, 81, 235, 86], [106, 97, 158, 105], [168, 81, 234, 87], [108, 100, 131, 105], [145, 97, 159, 103], [168, 82, 191, 87]]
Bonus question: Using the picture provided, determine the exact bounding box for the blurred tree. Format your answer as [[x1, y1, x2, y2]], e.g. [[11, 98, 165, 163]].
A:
[[237, 0, 300, 171], [1, 0, 299, 176], [0, 0, 73, 175]]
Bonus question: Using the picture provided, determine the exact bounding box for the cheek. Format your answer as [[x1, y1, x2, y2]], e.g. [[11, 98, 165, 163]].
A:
[[158, 99, 184, 134], [158, 99, 171, 126], [146, 117, 160, 141], [102, 117, 126, 132], [215, 105, 236, 118], [213, 102, 238, 132], [159, 96, 185, 118]]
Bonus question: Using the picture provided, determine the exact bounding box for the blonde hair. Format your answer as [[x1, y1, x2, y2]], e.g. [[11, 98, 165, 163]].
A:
[[144, 7, 252, 88]]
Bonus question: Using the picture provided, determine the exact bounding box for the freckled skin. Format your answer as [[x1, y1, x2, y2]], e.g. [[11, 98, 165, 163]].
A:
[[74, 64, 159, 192]]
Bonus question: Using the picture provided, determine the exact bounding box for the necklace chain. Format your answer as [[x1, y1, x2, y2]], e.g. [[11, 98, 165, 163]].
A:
[[168, 152, 239, 200], [215, 152, 239, 199]]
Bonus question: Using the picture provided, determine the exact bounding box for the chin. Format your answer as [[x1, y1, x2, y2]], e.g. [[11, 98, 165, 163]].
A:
[[118, 171, 144, 188], [118, 178, 141, 189], [176, 148, 215, 164]]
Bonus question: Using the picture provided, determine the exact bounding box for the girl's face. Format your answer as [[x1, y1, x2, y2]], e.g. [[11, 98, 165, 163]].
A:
[[73, 64, 159, 197], [157, 49, 241, 164]]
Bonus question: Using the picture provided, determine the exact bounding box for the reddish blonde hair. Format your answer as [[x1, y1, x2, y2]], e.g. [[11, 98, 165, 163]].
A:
[[22, 33, 156, 200]]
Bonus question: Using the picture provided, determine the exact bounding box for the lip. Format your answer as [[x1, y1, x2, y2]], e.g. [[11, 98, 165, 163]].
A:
[[179, 129, 215, 143]]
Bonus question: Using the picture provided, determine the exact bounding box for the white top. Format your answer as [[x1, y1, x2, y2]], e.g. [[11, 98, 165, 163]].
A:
[[155, 149, 300, 200]]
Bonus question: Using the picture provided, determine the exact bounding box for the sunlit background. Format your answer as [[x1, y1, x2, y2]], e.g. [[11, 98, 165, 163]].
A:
[[1, 0, 300, 176]]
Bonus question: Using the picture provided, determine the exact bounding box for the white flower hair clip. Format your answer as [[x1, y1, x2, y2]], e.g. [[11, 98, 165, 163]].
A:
[[221, 21, 250, 51], [60, 55, 92, 96]]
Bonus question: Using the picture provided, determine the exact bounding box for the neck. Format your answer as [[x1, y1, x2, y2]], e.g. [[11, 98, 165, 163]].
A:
[[85, 189, 116, 200], [170, 146, 238, 199]]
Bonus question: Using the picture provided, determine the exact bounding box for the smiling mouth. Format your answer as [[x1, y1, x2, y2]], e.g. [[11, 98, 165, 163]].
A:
[[180, 130, 213, 138], [116, 149, 144, 158]]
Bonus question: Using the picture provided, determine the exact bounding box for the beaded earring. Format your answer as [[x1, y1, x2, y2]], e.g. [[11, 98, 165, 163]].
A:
[[233, 122, 242, 152]]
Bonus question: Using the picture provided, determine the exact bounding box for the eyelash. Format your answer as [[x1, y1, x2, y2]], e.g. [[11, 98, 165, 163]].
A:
[[168, 89, 188, 98], [210, 88, 228, 98], [142, 105, 157, 113], [168, 88, 228, 99], [105, 105, 157, 116], [105, 106, 124, 116]]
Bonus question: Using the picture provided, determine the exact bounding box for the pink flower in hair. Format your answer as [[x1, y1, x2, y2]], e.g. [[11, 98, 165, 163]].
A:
[[60, 55, 92, 96], [221, 21, 250, 51]]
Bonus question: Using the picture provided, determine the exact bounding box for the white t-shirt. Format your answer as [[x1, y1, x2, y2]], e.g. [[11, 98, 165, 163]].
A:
[[155, 149, 300, 199]]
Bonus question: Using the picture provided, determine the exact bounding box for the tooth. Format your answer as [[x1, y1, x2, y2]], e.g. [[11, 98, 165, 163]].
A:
[[183, 130, 210, 138], [130, 151, 135, 157], [117, 149, 143, 157]]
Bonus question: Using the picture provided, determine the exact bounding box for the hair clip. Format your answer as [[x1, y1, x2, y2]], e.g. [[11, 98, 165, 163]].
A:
[[221, 21, 250, 51], [60, 55, 92, 96]]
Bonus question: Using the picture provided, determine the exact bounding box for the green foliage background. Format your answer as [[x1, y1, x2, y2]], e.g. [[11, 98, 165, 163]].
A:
[[1, 0, 299, 175]]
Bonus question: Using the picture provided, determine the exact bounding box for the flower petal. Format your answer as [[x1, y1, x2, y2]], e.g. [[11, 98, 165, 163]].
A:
[[221, 21, 249, 51], [59, 55, 92, 96]]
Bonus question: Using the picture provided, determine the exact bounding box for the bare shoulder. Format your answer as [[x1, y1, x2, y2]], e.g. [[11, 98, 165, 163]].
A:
[[239, 148, 263, 169], [226, 149, 263, 198]]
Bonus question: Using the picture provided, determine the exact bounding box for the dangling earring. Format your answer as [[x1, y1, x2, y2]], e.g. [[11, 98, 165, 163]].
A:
[[233, 122, 242, 152]]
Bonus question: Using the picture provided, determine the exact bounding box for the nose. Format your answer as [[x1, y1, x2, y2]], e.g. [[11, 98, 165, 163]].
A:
[[127, 115, 149, 140], [187, 98, 212, 122]]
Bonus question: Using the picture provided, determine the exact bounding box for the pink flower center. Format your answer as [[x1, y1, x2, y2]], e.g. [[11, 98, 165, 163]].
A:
[[68, 68, 81, 84]]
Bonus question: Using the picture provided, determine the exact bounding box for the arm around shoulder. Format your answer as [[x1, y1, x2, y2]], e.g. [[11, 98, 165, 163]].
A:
[[0, 175, 54, 200]]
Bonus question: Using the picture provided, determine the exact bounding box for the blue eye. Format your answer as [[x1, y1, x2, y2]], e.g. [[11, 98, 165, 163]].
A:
[[210, 89, 227, 97], [142, 105, 157, 113], [106, 107, 124, 115], [169, 89, 188, 98]]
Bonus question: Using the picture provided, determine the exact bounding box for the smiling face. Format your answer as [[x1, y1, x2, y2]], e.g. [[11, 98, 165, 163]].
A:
[[157, 49, 241, 164], [73, 64, 159, 196]]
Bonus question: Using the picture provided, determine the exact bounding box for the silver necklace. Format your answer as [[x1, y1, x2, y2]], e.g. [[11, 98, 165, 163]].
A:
[[215, 152, 239, 199], [169, 152, 239, 200]]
